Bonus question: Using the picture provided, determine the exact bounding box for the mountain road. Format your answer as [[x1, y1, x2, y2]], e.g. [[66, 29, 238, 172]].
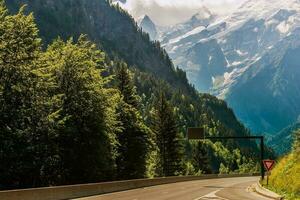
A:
[[75, 177, 273, 200]]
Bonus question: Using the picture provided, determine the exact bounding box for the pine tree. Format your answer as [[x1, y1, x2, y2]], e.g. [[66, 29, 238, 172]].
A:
[[41, 36, 119, 184], [151, 91, 184, 176], [115, 62, 151, 179], [192, 142, 211, 174], [115, 62, 139, 107], [293, 129, 300, 153]]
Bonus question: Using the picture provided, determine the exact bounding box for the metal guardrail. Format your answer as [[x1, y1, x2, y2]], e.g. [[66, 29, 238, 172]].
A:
[[0, 173, 260, 200]]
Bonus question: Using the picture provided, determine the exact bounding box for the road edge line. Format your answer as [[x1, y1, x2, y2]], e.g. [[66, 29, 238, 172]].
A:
[[254, 181, 283, 200]]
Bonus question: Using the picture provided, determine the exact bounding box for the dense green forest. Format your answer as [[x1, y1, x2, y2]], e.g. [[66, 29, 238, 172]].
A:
[[0, 0, 272, 189]]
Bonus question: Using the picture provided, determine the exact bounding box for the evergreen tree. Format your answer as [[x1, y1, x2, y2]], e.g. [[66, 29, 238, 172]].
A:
[[115, 62, 151, 179], [293, 129, 300, 152], [115, 62, 139, 107], [41, 36, 119, 184], [192, 142, 211, 174], [0, 3, 50, 188], [151, 91, 184, 176]]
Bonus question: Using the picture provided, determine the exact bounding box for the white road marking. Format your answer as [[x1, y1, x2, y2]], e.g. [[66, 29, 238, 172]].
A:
[[193, 189, 229, 200]]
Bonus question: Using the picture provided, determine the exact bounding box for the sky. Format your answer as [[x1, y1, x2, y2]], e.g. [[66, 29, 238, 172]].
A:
[[118, 0, 247, 26]]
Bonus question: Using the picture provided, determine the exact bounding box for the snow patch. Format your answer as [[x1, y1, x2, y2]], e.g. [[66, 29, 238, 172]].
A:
[[231, 61, 242, 66], [236, 49, 248, 56], [169, 26, 206, 44], [277, 21, 290, 33], [169, 45, 179, 53], [265, 19, 279, 26], [223, 65, 250, 87], [225, 56, 230, 68], [223, 69, 239, 86], [212, 76, 216, 84], [254, 56, 261, 62]]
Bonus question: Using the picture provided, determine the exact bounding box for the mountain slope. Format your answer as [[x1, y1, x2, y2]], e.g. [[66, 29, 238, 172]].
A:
[[5, 0, 240, 130], [160, 0, 300, 134], [138, 15, 158, 40], [269, 121, 300, 155], [161, 6, 215, 45], [6, 0, 188, 92], [5, 0, 267, 172]]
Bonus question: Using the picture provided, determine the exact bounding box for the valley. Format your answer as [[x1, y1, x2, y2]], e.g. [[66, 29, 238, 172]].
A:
[[0, 1, 299, 199], [123, 0, 300, 153]]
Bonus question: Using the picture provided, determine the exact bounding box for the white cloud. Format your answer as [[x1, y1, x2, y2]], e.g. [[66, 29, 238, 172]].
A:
[[118, 0, 246, 25]]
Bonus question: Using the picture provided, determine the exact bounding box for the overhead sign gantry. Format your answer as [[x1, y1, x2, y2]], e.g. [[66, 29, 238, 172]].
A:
[[187, 127, 266, 180]]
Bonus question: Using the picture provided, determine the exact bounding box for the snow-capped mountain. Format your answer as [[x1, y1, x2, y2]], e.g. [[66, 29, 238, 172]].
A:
[[138, 15, 158, 40], [160, 0, 300, 133], [160, 6, 216, 44], [112, 0, 127, 4]]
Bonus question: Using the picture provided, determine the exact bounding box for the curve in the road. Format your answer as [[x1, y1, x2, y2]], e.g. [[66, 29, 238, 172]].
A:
[[75, 177, 273, 200]]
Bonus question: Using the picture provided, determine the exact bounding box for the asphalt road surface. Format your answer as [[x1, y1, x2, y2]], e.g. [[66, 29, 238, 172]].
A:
[[75, 177, 273, 200]]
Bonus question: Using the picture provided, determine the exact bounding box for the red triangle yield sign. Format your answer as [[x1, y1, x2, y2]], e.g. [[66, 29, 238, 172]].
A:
[[263, 160, 275, 171]]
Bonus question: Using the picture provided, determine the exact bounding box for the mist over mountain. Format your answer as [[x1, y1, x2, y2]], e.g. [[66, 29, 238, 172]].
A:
[[113, 0, 245, 26]]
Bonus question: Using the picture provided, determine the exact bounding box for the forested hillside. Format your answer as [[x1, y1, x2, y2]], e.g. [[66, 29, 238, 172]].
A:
[[0, 0, 270, 190], [5, 0, 189, 91], [269, 121, 300, 155]]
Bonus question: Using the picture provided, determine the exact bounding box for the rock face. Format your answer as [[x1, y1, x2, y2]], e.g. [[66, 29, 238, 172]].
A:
[[160, 6, 215, 46], [138, 15, 158, 40], [160, 0, 300, 133], [175, 39, 227, 92]]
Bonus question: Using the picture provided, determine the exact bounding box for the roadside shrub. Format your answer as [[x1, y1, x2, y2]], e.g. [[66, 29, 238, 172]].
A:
[[266, 130, 300, 200]]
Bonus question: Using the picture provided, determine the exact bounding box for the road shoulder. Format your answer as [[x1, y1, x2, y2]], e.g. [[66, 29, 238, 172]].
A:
[[253, 181, 283, 200], [216, 180, 274, 200]]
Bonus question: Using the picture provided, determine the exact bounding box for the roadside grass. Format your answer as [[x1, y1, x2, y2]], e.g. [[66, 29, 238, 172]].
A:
[[261, 151, 300, 200]]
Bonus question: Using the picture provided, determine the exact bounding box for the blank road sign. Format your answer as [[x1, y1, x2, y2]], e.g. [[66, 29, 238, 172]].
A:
[[187, 128, 205, 140]]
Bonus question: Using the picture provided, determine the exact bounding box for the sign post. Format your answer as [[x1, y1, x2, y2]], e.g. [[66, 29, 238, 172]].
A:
[[263, 159, 275, 186], [187, 127, 265, 180]]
